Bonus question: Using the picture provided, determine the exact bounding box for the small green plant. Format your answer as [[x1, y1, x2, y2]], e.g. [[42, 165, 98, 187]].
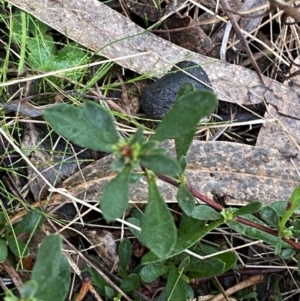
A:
[[1, 4, 299, 300], [1, 81, 300, 300], [44, 83, 219, 256], [41, 82, 300, 299], [4, 235, 70, 301], [0, 209, 45, 266], [0, 7, 91, 98], [11, 10, 90, 78], [0, 207, 70, 301]]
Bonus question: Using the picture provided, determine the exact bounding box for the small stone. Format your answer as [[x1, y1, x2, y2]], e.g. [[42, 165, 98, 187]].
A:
[[141, 61, 212, 119]]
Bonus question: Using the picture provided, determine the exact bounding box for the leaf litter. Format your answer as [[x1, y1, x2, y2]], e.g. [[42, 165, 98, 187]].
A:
[[2, 0, 300, 299]]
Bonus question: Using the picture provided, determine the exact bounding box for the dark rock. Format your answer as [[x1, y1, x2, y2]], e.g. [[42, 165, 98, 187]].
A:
[[141, 60, 212, 119]]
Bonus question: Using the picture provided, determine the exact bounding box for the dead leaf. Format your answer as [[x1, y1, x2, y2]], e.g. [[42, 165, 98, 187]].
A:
[[256, 104, 300, 153], [256, 55, 300, 153], [83, 229, 119, 270], [125, 0, 185, 21], [7, 0, 299, 108], [161, 15, 213, 55], [49, 140, 300, 206], [21, 123, 79, 201]]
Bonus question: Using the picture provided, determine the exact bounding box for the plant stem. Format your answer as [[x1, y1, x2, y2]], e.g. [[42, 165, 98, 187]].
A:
[[156, 173, 300, 251]]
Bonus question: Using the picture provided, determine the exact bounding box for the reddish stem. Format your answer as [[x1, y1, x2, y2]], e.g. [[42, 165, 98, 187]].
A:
[[156, 173, 300, 251]]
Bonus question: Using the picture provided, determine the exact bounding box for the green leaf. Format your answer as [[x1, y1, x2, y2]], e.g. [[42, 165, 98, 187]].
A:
[[270, 201, 288, 217], [111, 157, 126, 171], [44, 102, 120, 153], [152, 90, 218, 153], [141, 251, 163, 265], [130, 127, 145, 144], [118, 238, 132, 275], [166, 265, 189, 301], [280, 185, 300, 230], [126, 217, 145, 244], [85, 267, 108, 293], [140, 263, 169, 283], [174, 244, 226, 278], [185, 256, 225, 276], [0, 239, 8, 262], [32, 235, 70, 301], [281, 248, 295, 259], [130, 208, 143, 220], [260, 206, 279, 228], [212, 250, 237, 272], [4, 290, 18, 301], [27, 36, 55, 71], [186, 285, 195, 300], [178, 256, 190, 269], [20, 281, 38, 299], [26, 20, 89, 79], [120, 274, 140, 292], [191, 205, 222, 220], [177, 184, 195, 215], [234, 201, 263, 216], [83, 102, 120, 146], [141, 215, 222, 265], [140, 140, 160, 153], [238, 291, 257, 299], [129, 172, 144, 184], [227, 220, 290, 248], [177, 83, 196, 97], [292, 219, 300, 239], [149, 148, 169, 156], [298, 253, 300, 275], [175, 130, 196, 160], [178, 156, 188, 174], [274, 237, 282, 255], [197, 244, 237, 273], [7, 237, 28, 258], [0, 212, 6, 229], [140, 154, 179, 178], [104, 286, 116, 299], [273, 278, 283, 301], [53, 43, 88, 78], [100, 165, 131, 222], [175, 217, 223, 252], [14, 210, 45, 236], [141, 176, 177, 258]]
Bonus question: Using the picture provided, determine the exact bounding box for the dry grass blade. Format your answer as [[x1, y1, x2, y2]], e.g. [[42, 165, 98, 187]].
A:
[[209, 274, 265, 301], [269, 0, 300, 21]]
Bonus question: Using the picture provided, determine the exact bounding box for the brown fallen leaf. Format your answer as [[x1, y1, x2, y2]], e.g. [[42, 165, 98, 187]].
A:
[[125, 0, 186, 22], [8, 0, 300, 155], [7, 0, 300, 108], [21, 123, 79, 201], [256, 58, 300, 153], [256, 104, 300, 154], [83, 229, 119, 270], [48, 140, 300, 206], [160, 15, 213, 55]]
